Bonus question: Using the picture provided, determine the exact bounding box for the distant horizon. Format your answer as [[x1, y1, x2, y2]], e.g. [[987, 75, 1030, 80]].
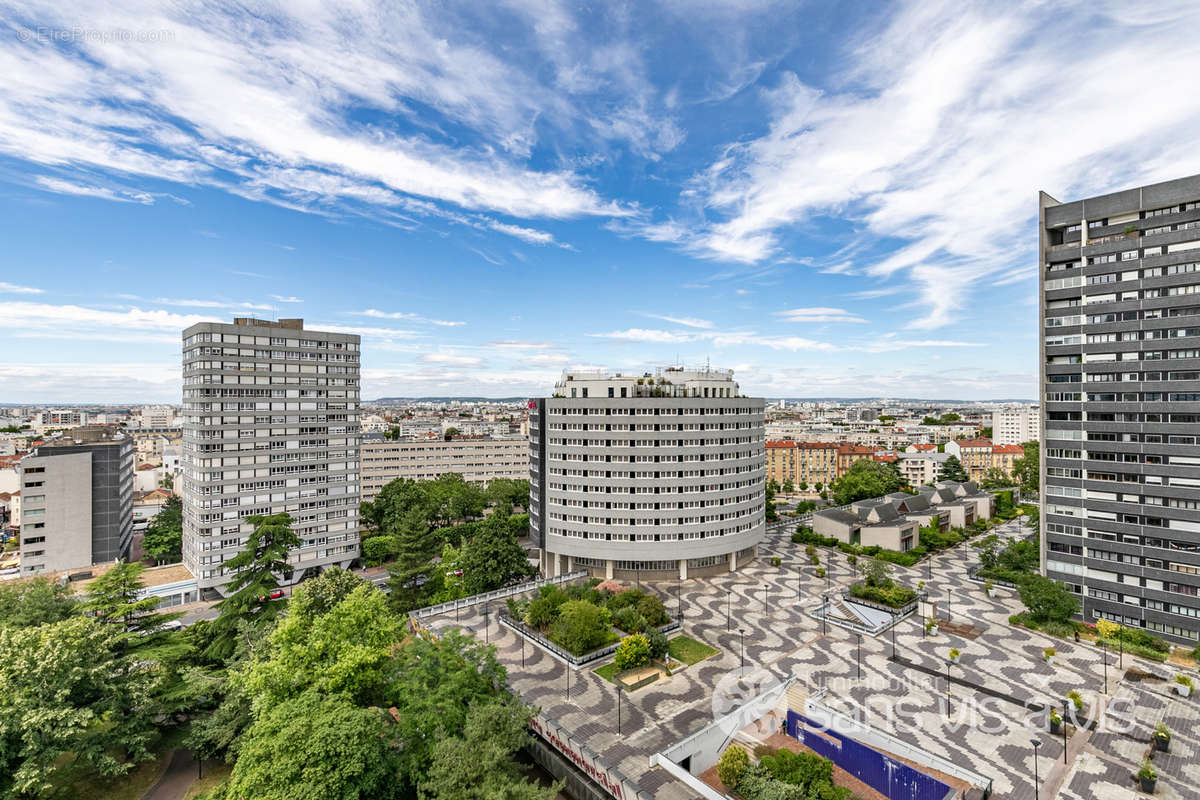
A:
[[0, 395, 1039, 407]]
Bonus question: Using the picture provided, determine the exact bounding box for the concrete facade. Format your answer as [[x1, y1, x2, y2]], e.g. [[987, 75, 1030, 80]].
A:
[[530, 367, 765, 580], [360, 435, 530, 502], [18, 427, 133, 574], [181, 318, 360, 595], [991, 406, 1040, 445], [1041, 173, 1200, 644]]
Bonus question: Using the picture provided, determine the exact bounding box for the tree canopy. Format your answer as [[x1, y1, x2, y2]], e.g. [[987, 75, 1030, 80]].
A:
[[1011, 441, 1038, 495], [937, 455, 969, 483], [830, 460, 904, 506], [142, 495, 182, 564]]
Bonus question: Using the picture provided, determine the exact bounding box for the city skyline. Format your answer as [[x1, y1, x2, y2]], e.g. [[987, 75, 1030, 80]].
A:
[[3, 2, 1200, 403]]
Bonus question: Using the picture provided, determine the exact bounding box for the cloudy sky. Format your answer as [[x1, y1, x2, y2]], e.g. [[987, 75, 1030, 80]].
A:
[[2, 0, 1200, 402]]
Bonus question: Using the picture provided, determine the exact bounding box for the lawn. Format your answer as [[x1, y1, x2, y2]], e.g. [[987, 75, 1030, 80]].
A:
[[668, 634, 719, 665], [593, 661, 621, 683]]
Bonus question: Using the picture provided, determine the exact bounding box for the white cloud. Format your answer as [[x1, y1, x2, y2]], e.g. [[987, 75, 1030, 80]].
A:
[[352, 309, 465, 327], [522, 352, 572, 366], [589, 328, 697, 344], [35, 175, 155, 204], [0, 282, 43, 294], [488, 340, 556, 350], [5, 301, 211, 343], [639, 313, 714, 329], [774, 307, 867, 324], [630, 1, 1200, 328], [0, 362, 180, 403], [270, 294, 303, 303], [419, 352, 485, 367], [151, 297, 273, 311], [2, 1, 645, 230]]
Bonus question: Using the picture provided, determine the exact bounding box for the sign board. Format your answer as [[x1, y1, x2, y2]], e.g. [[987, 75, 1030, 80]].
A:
[[529, 714, 644, 800]]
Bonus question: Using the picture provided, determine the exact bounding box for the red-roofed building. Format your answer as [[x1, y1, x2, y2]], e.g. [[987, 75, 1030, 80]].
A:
[[946, 438, 994, 481], [836, 444, 877, 477], [991, 443, 1025, 473], [765, 440, 839, 489]]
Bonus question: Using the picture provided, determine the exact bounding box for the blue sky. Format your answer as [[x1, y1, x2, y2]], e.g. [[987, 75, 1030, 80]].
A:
[[3, 0, 1200, 403]]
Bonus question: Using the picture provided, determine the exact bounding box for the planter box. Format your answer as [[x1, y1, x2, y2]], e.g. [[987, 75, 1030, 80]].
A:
[[1154, 735, 1170, 753], [1049, 720, 1061, 735], [986, 589, 998, 598], [928, 626, 939, 636], [1140, 775, 1157, 794], [1176, 683, 1192, 697], [1046, 656, 1055, 665]]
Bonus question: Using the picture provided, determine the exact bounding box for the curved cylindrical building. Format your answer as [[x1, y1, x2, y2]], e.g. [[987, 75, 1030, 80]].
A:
[[529, 366, 765, 580]]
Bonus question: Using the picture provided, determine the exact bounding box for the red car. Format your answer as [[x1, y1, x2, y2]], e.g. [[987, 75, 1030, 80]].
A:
[[258, 589, 286, 602]]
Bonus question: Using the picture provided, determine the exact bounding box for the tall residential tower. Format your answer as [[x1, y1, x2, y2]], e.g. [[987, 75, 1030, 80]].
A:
[[1041, 175, 1200, 644], [181, 318, 361, 596], [529, 366, 765, 581]]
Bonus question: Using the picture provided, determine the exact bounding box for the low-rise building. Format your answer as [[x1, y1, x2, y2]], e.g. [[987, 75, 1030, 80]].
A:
[[811, 480, 992, 552], [945, 438, 993, 481], [361, 436, 530, 502], [991, 443, 1024, 475], [897, 452, 949, 487]]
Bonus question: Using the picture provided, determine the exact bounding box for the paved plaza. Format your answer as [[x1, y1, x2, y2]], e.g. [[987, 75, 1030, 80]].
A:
[[422, 517, 1194, 800]]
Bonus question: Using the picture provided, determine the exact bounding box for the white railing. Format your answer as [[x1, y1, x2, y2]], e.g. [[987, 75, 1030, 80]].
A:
[[409, 570, 587, 619]]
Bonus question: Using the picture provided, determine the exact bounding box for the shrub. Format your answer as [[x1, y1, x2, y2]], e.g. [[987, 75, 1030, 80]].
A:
[[1067, 690, 1083, 712], [848, 582, 917, 608], [810, 556, 820, 566], [1095, 618, 1121, 640], [815, 568, 826, 578], [1044, 647, 1056, 660], [716, 745, 749, 788], [1049, 708, 1061, 725], [753, 744, 777, 759], [550, 600, 613, 655], [362, 535, 401, 565], [847, 555, 857, 565], [613, 634, 652, 670], [525, 596, 557, 630], [645, 628, 669, 661], [949, 647, 961, 661], [1018, 575, 1079, 623], [1175, 674, 1194, 689], [636, 594, 669, 626], [1138, 759, 1156, 782], [612, 606, 649, 634], [771, 556, 782, 567]]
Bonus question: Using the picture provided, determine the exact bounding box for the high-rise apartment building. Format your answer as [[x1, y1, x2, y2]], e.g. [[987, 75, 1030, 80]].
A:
[[529, 366, 765, 580], [1041, 174, 1200, 644], [992, 406, 1040, 445], [18, 426, 133, 574], [181, 318, 361, 596]]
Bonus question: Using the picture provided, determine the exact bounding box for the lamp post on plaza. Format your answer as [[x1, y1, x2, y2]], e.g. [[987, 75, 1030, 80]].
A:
[[726, 589, 732, 631], [1100, 641, 1109, 694], [825, 551, 831, 591], [945, 660, 952, 719], [483, 604, 490, 643], [739, 628, 746, 670], [617, 685, 623, 734], [946, 588, 952, 623], [856, 633, 863, 680], [1030, 738, 1042, 800], [821, 594, 828, 636], [763, 583, 769, 614], [1061, 699, 1069, 764]]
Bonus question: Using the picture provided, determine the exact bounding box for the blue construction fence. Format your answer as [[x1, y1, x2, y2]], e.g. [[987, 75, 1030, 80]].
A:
[[786, 711, 954, 800]]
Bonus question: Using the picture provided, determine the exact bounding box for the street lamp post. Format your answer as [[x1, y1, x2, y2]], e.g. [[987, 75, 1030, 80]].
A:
[[946, 588, 952, 623], [677, 578, 682, 622], [1030, 738, 1042, 800], [1061, 699, 1069, 764], [726, 589, 732, 631], [822, 594, 828, 636], [1100, 641, 1108, 694], [483, 605, 490, 644], [825, 551, 831, 591], [926, 553, 931, 581], [739, 628, 746, 670], [763, 583, 769, 614], [945, 660, 952, 719], [890, 611, 897, 660], [617, 685, 623, 734], [856, 633, 862, 680], [1119, 632, 1124, 669]]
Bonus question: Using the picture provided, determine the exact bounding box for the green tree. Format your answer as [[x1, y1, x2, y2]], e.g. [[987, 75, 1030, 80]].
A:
[[1018, 575, 1079, 622], [85, 559, 180, 637], [798, 481, 809, 492], [1011, 442, 1038, 496], [486, 478, 530, 512], [974, 534, 1001, 570], [937, 455, 969, 483], [459, 511, 535, 595], [387, 508, 440, 613], [443, 426, 460, 440], [0, 617, 160, 797], [859, 557, 893, 588], [0, 578, 77, 628], [143, 494, 183, 563], [221, 690, 401, 800], [421, 701, 560, 800], [765, 480, 778, 522], [782, 478, 795, 493], [979, 466, 1013, 490], [362, 534, 401, 565], [830, 460, 903, 506], [205, 513, 301, 661], [551, 600, 612, 655], [717, 746, 749, 788], [613, 633, 651, 670]]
